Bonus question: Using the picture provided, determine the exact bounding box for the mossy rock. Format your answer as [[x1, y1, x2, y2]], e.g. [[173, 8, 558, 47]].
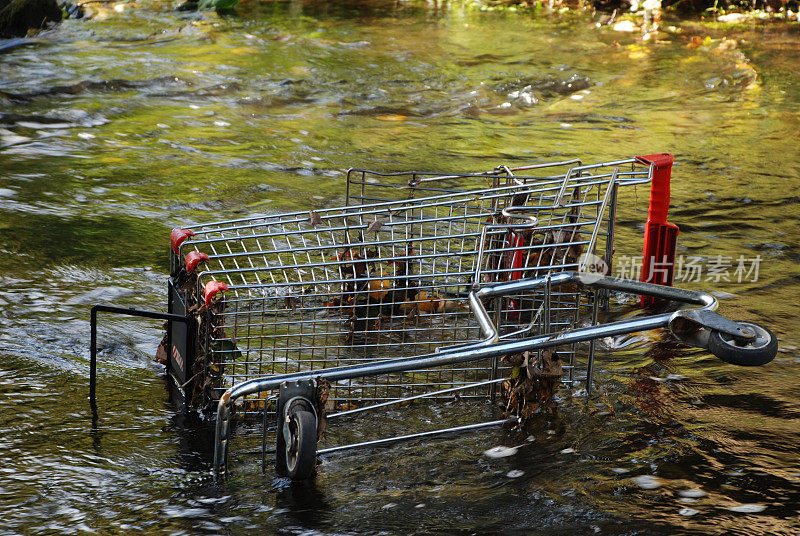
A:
[[0, 0, 62, 37], [177, 0, 238, 11]]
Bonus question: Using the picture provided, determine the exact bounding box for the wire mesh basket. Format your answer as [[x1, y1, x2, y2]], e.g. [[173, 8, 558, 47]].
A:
[[175, 158, 656, 414]]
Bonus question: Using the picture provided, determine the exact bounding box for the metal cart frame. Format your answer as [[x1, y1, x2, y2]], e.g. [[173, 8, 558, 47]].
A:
[[87, 153, 777, 482]]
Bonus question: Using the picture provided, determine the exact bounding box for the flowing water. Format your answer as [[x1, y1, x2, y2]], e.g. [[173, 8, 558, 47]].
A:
[[1, 2, 799, 534]]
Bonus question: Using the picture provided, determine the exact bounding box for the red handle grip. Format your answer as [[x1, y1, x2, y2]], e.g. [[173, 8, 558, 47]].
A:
[[636, 153, 673, 226], [636, 153, 679, 307]]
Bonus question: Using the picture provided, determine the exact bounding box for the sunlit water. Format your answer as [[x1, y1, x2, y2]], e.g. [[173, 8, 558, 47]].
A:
[[1, 2, 799, 534]]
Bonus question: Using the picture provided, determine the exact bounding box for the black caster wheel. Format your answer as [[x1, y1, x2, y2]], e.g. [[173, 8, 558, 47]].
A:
[[708, 321, 778, 367], [283, 408, 317, 480]]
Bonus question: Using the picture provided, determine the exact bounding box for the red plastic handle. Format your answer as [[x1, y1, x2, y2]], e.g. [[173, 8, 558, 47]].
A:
[[185, 251, 209, 272], [204, 281, 228, 306], [636, 153, 674, 226], [170, 228, 195, 255], [508, 232, 526, 282], [636, 153, 679, 307]]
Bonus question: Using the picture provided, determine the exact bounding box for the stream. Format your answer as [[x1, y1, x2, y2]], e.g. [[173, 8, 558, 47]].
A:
[[1, 2, 799, 534]]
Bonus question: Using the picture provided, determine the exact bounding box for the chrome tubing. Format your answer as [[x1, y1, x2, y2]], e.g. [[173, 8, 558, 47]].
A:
[[213, 272, 717, 479], [316, 418, 517, 455]]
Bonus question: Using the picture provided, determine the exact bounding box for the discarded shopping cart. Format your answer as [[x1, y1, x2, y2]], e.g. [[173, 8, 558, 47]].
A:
[[89, 154, 778, 481]]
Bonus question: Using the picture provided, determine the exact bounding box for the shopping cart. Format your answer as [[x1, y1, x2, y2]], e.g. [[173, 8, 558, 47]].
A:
[[88, 154, 778, 482]]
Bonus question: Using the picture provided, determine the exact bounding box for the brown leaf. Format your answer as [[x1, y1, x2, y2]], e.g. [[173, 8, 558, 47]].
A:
[[502, 352, 525, 367], [568, 238, 584, 260], [315, 378, 331, 440], [155, 340, 168, 365], [511, 192, 530, 207], [376, 114, 407, 122], [571, 184, 581, 206], [549, 229, 566, 244], [437, 300, 463, 313], [309, 210, 323, 226], [537, 348, 562, 377]]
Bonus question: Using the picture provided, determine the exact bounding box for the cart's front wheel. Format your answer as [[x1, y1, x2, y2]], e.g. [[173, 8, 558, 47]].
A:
[[708, 321, 778, 367], [284, 409, 317, 480]]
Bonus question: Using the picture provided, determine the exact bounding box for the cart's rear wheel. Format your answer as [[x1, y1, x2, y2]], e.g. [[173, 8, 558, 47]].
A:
[[708, 321, 777, 367], [284, 409, 317, 480]]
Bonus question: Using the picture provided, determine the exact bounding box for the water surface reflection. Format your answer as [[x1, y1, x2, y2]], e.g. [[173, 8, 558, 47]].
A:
[[1, 1, 799, 534]]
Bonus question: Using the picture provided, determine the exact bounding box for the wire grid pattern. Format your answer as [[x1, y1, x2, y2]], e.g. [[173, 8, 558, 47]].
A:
[[344, 160, 584, 206], [189, 189, 517, 409], [181, 160, 653, 411], [345, 159, 652, 386]]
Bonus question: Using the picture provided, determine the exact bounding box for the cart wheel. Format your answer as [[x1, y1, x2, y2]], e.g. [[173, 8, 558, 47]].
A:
[[284, 409, 317, 480], [708, 321, 778, 367]]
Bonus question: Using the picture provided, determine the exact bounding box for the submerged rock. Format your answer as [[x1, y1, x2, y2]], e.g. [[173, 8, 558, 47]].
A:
[[483, 446, 518, 458], [60, 1, 84, 19], [507, 85, 539, 107], [495, 73, 591, 100], [176, 0, 238, 12], [612, 20, 638, 32], [0, 0, 61, 37], [633, 475, 663, 489]]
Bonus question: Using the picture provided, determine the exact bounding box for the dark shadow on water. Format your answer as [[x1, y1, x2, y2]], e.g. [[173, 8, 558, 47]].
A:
[[169, 410, 219, 472], [275, 479, 332, 527]]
